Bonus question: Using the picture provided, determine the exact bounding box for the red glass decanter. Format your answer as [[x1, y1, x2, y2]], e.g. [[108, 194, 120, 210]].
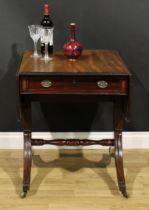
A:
[[63, 23, 83, 60]]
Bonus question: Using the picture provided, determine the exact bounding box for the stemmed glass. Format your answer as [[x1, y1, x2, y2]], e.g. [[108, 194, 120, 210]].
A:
[[28, 25, 41, 58], [39, 27, 54, 61]]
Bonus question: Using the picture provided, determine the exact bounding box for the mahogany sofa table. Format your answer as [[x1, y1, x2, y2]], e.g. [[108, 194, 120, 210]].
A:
[[17, 49, 131, 198]]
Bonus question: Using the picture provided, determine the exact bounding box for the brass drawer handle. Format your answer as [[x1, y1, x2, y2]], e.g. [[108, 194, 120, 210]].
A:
[[97, 81, 108, 89], [41, 80, 52, 88]]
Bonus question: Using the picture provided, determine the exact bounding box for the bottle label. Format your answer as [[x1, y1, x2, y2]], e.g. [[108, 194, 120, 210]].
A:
[[49, 30, 53, 45]]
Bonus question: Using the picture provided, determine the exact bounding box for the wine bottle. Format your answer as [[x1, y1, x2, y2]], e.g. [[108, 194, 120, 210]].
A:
[[40, 4, 54, 55]]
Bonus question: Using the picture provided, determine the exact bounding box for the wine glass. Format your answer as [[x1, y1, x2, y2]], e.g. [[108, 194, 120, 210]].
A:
[[28, 25, 41, 58], [39, 27, 54, 61]]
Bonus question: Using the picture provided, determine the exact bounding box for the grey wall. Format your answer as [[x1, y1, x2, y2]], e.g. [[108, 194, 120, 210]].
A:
[[0, 0, 149, 131]]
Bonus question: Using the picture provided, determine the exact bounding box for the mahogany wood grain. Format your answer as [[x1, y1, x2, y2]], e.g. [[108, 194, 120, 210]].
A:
[[17, 49, 131, 198], [21, 99, 32, 194], [20, 76, 128, 95], [31, 139, 115, 147], [19, 50, 131, 76], [114, 97, 128, 197]]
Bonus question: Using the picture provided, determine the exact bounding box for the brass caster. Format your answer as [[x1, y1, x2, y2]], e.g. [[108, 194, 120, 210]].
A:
[[109, 147, 115, 158], [20, 191, 27, 198], [122, 191, 129, 198]]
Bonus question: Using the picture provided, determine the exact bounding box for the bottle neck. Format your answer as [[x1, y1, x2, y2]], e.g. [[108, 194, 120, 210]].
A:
[[70, 23, 76, 42], [70, 30, 76, 42]]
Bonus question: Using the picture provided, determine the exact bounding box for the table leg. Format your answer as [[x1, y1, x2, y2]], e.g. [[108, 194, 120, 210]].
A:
[[114, 97, 128, 198], [20, 99, 32, 198]]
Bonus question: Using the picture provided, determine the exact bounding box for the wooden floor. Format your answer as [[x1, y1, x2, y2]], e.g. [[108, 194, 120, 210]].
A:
[[0, 149, 149, 210]]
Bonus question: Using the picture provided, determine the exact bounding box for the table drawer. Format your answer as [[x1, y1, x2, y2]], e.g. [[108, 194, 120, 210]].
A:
[[20, 77, 128, 95]]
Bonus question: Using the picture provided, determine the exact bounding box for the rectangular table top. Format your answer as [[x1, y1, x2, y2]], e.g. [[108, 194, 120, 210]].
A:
[[18, 49, 131, 76]]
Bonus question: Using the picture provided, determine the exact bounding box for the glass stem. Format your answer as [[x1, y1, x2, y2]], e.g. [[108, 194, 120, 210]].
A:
[[34, 41, 38, 56], [44, 43, 49, 59]]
